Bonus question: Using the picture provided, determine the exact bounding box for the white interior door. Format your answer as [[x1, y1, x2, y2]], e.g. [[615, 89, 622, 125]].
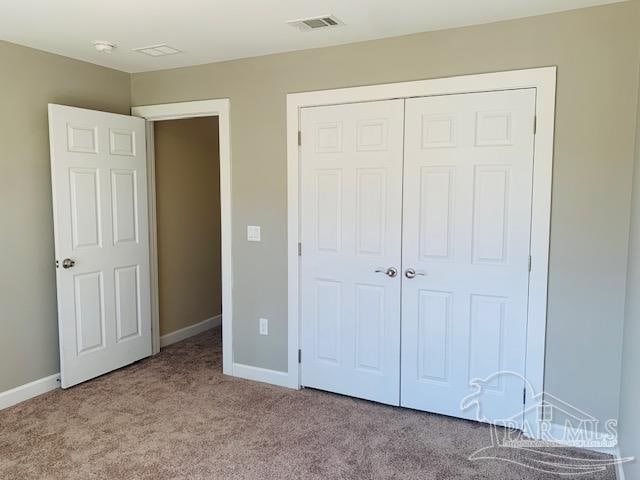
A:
[[400, 89, 536, 427], [49, 104, 151, 388], [300, 100, 404, 405]]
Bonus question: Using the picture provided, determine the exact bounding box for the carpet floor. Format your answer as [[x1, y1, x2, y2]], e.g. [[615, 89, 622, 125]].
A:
[[0, 327, 616, 479]]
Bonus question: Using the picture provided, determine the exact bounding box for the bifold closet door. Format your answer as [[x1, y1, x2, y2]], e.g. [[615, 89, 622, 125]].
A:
[[400, 90, 536, 427], [300, 100, 404, 406]]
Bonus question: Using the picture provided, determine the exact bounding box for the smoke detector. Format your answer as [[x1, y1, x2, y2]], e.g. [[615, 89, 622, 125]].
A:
[[93, 41, 116, 54], [287, 15, 344, 31], [133, 44, 182, 57]]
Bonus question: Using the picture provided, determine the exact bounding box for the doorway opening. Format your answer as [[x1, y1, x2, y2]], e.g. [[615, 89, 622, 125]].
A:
[[132, 99, 233, 374], [153, 117, 222, 349]]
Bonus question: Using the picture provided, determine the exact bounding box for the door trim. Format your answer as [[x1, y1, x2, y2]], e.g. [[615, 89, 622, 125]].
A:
[[286, 67, 557, 438], [131, 99, 233, 376]]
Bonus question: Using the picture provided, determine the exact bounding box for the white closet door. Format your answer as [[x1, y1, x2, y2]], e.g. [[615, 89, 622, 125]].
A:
[[49, 104, 151, 388], [400, 90, 536, 427], [300, 100, 404, 405]]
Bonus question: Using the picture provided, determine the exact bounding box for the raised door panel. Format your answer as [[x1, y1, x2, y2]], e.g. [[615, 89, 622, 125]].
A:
[[354, 284, 385, 373], [417, 290, 452, 384], [109, 129, 136, 156], [357, 119, 389, 151], [74, 271, 105, 355], [111, 170, 139, 245], [67, 124, 98, 154], [472, 166, 510, 265], [115, 265, 141, 342], [356, 169, 386, 256], [475, 111, 513, 147], [468, 295, 507, 392], [421, 114, 456, 149], [315, 171, 342, 253], [419, 167, 455, 261], [314, 280, 342, 365], [70, 168, 102, 249], [316, 122, 343, 153]]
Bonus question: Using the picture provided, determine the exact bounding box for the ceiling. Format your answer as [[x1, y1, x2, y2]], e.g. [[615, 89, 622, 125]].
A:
[[0, 0, 626, 73]]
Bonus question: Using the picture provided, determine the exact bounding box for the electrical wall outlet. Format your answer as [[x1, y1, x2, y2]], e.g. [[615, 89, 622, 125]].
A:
[[247, 225, 261, 242], [259, 318, 269, 336]]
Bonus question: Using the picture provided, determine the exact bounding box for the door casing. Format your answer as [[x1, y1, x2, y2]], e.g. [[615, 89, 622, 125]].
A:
[[131, 100, 234, 375], [286, 67, 557, 440]]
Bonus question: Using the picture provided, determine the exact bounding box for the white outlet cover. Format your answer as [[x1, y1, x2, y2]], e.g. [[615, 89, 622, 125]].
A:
[[247, 225, 261, 242], [259, 318, 269, 336]]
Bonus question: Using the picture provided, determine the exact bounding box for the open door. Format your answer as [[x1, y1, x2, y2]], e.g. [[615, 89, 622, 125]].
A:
[[48, 104, 152, 388]]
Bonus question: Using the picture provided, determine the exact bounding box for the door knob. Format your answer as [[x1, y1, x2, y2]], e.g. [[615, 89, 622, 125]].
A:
[[62, 258, 76, 269], [405, 268, 425, 279], [375, 267, 398, 278]]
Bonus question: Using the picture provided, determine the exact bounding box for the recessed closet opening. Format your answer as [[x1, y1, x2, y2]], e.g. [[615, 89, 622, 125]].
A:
[[287, 68, 556, 438]]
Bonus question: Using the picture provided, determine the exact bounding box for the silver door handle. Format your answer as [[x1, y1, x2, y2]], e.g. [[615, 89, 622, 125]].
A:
[[405, 268, 425, 279], [375, 267, 398, 278], [62, 258, 76, 269]]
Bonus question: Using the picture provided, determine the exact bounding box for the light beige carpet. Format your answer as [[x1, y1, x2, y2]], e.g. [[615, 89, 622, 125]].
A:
[[0, 327, 616, 479]]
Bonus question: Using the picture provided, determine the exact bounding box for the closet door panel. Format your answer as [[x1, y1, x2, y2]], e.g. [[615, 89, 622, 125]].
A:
[[400, 90, 536, 428], [300, 99, 404, 406]]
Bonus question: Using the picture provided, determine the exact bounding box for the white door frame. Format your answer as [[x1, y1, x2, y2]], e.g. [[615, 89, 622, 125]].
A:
[[131, 99, 233, 376], [286, 67, 557, 439]]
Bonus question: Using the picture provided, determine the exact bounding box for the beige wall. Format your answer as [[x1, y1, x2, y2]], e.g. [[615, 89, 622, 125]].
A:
[[154, 117, 221, 336], [619, 56, 640, 479], [0, 40, 131, 392], [131, 2, 640, 424]]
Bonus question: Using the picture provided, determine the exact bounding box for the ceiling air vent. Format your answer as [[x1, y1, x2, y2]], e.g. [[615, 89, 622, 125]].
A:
[[287, 15, 344, 31], [133, 44, 182, 57]]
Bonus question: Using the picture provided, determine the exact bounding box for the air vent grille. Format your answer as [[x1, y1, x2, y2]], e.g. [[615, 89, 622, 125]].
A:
[[287, 15, 344, 31], [133, 44, 182, 57]]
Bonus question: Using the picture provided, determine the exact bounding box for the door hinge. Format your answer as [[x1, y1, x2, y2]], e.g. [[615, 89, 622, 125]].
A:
[[298, 242, 302, 256], [533, 116, 537, 135], [523, 387, 527, 404], [528, 255, 532, 272], [298, 349, 302, 363], [298, 130, 302, 146]]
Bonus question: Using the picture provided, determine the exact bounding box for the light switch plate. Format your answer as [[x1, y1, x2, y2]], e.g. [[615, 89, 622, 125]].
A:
[[247, 225, 261, 242], [259, 318, 269, 336]]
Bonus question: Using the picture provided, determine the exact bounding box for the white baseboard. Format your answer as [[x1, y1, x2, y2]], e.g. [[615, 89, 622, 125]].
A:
[[160, 315, 222, 348], [0, 374, 60, 411], [545, 421, 636, 480], [517, 422, 629, 479], [544, 422, 619, 455], [231, 362, 293, 388]]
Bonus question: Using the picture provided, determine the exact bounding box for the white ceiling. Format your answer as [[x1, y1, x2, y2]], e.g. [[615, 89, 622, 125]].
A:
[[0, 0, 626, 73]]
